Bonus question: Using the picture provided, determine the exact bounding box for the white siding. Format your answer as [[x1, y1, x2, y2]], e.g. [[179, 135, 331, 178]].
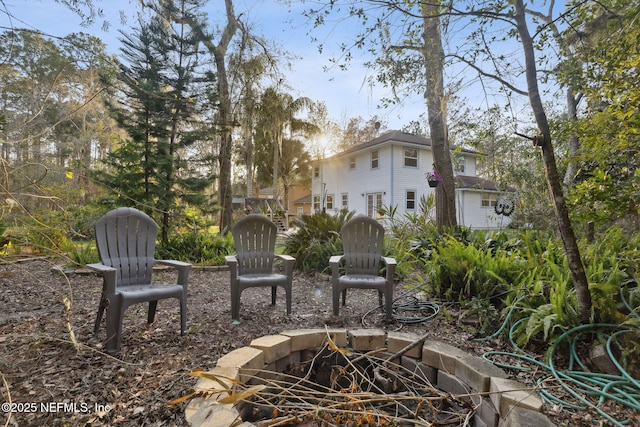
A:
[[456, 190, 512, 229], [312, 133, 506, 229], [389, 144, 436, 216]]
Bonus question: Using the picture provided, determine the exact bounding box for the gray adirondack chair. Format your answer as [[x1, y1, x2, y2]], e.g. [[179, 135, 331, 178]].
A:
[[88, 207, 191, 353], [330, 216, 396, 321], [225, 214, 295, 322]]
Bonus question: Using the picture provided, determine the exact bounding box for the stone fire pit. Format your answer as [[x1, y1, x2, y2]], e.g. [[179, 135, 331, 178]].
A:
[[184, 328, 554, 427]]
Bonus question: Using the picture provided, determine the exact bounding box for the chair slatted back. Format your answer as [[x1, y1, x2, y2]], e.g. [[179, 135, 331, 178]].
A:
[[232, 215, 277, 275], [94, 207, 157, 286], [341, 216, 384, 275]]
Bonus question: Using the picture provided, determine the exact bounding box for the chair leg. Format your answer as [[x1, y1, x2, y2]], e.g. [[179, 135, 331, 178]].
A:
[[180, 296, 187, 335], [285, 285, 292, 316], [94, 293, 107, 335], [105, 297, 121, 354], [148, 300, 158, 324], [384, 288, 394, 321], [231, 285, 241, 321], [271, 286, 277, 305], [332, 282, 341, 316], [342, 289, 347, 306]]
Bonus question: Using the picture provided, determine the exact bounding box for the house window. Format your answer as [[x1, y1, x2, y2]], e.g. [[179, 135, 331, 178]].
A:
[[371, 150, 379, 169], [367, 193, 383, 218], [404, 148, 418, 167], [313, 195, 320, 211], [342, 193, 348, 210], [481, 192, 498, 208], [349, 157, 356, 170], [297, 207, 304, 217], [314, 166, 320, 178], [406, 190, 416, 210], [326, 194, 334, 210], [454, 154, 465, 173]]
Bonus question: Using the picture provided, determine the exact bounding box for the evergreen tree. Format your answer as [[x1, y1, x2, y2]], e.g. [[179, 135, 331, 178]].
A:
[[95, 0, 215, 243]]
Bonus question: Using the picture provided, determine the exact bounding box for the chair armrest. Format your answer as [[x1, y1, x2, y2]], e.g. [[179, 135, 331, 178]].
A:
[[276, 254, 295, 262], [86, 263, 117, 273], [156, 260, 191, 286], [381, 256, 397, 267], [275, 254, 296, 276], [329, 255, 344, 282], [381, 256, 397, 281], [329, 255, 344, 266], [225, 255, 238, 283], [87, 263, 118, 295]]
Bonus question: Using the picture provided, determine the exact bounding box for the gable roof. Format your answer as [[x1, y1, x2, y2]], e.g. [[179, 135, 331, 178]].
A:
[[324, 130, 475, 160], [337, 130, 431, 157], [455, 175, 515, 192], [292, 194, 312, 204]]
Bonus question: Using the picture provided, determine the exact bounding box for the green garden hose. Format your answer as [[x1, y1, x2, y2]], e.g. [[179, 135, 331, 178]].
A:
[[483, 321, 640, 426]]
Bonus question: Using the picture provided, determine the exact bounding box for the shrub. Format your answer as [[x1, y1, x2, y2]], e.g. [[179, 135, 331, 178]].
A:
[[62, 241, 99, 267], [420, 234, 526, 303], [284, 210, 354, 274], [157, 231, 234, 265]]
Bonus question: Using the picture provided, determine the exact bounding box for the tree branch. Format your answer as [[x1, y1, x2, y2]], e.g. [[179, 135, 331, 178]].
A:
[[449, 54, 528, 96]]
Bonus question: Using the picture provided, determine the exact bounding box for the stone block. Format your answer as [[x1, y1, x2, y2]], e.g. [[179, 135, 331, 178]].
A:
[[281, 328, 327, 351], [192, 366, 239, 393], [437, 369, 470, 395], [387, 331, 424, 359], [275, 350, 301, 374], [422, 340, 467, 373], [186, 403, 241, 427], [489, 377, 543, 416], [400, 356, 437, 385], [216, 346, 264, 383], [250, 334, 291, 363], [476, 396, 500, 427], [499, 406, 555, 427], [324, 328, 348, 347], [456, 354, 507, 392], [348, 329, 386, 351]]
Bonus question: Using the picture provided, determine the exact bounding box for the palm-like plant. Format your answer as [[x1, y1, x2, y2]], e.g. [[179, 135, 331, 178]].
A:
[[255, 87, 319, 199]]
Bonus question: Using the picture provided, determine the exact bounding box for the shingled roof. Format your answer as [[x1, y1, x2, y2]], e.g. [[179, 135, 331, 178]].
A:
[[330, 130, 475, 158], [455, 175, 514, 192]]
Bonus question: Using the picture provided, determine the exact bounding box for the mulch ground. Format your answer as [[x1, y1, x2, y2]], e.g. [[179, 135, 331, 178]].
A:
[[0, 258, 636, 426]]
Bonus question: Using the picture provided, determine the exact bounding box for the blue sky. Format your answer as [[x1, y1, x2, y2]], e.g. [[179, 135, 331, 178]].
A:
[[3, 0, 428, 130]]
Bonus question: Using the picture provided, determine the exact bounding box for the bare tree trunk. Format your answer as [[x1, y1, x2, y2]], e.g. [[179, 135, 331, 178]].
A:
[[514, 0, 592, 323], [244, 92, 255, 198], [421, 1, 456, 228], [186, 0, 239, 233]]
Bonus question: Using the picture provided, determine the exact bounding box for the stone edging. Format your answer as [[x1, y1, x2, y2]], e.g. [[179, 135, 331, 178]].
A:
[[185, 328, 555, 427]]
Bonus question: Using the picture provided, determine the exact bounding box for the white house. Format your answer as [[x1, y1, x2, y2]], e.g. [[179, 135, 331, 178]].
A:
[[310, 130, 513, 229]]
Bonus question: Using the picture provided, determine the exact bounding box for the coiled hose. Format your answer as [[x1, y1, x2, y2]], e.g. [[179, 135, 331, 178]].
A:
[[364, 286, 640, 425], [479, 287, 640, 427]]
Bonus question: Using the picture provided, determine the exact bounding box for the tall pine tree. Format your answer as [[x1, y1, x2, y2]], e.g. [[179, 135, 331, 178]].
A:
[[95, 0, 215, 243]]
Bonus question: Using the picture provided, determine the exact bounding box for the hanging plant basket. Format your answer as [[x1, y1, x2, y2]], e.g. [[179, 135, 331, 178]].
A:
[[425, 165, 442, 188]]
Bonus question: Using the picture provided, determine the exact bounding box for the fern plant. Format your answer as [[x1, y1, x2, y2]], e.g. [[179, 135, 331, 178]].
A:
[[283, 210, 355, 274]]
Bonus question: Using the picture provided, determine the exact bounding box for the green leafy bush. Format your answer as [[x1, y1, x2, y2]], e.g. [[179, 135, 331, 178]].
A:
[[21, 222, 68, 255], [157, 231, 234, 265], [284, 210, 354, 274], [62, 241, 99, 267], [420, 234, 526, 303]]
